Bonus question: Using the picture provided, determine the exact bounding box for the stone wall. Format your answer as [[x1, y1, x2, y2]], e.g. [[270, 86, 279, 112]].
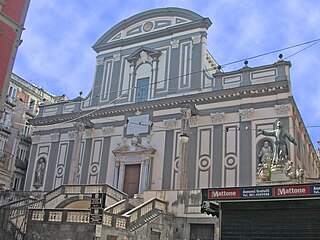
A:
[[25, 222, 95, 240]]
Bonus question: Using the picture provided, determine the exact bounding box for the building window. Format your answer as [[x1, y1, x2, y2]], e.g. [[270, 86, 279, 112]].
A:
[[135, 78, 149, 102], [13, 177, 20, 191], [1, 110, 11, 128], [28, 99, 36, 112], [0, 137, 5, 153], [7, 85, 17, 102], [18, 148, 26, 161], [23, 122, 31, 136]]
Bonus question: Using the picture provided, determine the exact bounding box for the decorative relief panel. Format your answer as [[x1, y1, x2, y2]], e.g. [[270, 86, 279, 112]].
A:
[[275, 104, 290, 116], [96, 57, 104, 65], [50, 132, 60, 142], [210, 112, 225, 124], [163, 118, 177, 129], [85, 129, 94, 137], [113, 54, 121, 61], [139, 51, 148, 63], [68, 131, 75, 139], [191, 34, 201, 44], [239, 108, 254, 121], [170, 39, 180, 49], [102, 126, 114, 136], [190, 115, 200, 127], [32, 135, 41, 143]]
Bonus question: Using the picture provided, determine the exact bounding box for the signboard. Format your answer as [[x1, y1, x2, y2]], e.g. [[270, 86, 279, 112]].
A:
[[90, 210, 103, 224], [274, 185, 310, 197], [90, 193, 106, 208], [203, 183, 320, 201], [89, 193, 106, 224]]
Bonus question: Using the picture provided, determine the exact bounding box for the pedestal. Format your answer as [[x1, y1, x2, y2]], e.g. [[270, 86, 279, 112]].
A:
[[270, 165, 290, 182]]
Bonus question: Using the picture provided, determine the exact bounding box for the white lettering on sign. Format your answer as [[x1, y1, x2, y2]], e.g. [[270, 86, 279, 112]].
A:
[[210, 190, 237, 198], [277, 187, 306, 196]]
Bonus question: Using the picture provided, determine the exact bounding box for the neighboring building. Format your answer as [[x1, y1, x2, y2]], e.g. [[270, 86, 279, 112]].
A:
[[2, 8, 319, 240], [0, 0, 31, 118], [0, 73, 67, 190]]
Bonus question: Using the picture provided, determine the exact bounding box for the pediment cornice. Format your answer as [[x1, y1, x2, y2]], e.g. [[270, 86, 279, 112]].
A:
[[29, 80, 289, 127], [112, 143, 156, 155]]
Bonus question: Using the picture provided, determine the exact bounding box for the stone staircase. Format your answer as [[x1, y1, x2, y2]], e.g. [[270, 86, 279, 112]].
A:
[[0, 184, 168, 239], [0, 197, 43, 240]]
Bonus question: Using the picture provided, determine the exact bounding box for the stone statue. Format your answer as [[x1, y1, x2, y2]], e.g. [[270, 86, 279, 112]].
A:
[[257, 162, 270, 181], [284, 160, 295, 179], [34, 158, 45, 186], [258, 119, 296, 166], [258, 141, 273, 164], [296, 168, 304, 183]]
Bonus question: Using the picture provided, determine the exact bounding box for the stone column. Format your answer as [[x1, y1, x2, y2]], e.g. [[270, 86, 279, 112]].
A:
[[140, 158, 150, 193], [128, 63, 136, 101], [177, 107, 191, 189], [68, 122, 86, 184]]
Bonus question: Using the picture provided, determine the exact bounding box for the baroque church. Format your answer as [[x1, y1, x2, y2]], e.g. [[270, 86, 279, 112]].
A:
[[2, 7, 318, 240]]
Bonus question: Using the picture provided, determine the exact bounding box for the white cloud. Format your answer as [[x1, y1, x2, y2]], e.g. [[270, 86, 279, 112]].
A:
[[13, 0, 320, 145]]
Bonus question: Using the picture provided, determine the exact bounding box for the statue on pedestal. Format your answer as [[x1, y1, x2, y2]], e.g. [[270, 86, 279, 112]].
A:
[[284, 160, 295, 179], [33, 158, 46, 188], [257, 141, 273, 181], [257, 119, 297, 166], [296, 168, 305, 183], [258, 141, 273, 165]]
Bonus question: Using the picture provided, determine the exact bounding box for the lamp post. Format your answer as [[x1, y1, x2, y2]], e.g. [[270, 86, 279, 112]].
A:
[[177, 107, 191, 189], [68, 121, 86, 184]]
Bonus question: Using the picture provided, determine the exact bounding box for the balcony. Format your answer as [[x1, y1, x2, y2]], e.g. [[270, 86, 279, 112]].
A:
[[26, 108, 37, 118], [5, 95, 17, 108], [15, 158, 28, 171], [20, 133, 32, 144], [0, 150, 14, 171], [0, 123, 11, 134]]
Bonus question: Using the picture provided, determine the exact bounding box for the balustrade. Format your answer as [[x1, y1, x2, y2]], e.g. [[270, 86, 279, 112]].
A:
[[66, 211, 90, 223], [44, 186, 62, 203], [129, 211, 138, 223], [31, 210, 45, 221], [115, 217, 127, 229], [64, 186, 81, 194], [154, 200, 167, 212], [140, 202, 153, 216], [103, 213, 113, 226], [105, 199, 127, 214], [48, 211, 62, 222], [84, 185, 103, 193]]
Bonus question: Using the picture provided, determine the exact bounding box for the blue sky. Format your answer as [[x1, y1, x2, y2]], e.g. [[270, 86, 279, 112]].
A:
[[13, 0, 320, 146]]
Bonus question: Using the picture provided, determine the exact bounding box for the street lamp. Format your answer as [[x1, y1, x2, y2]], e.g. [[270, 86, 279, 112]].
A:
[[179, 133, 189, 143]]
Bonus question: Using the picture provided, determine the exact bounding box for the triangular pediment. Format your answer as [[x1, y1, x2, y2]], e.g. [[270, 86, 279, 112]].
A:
[[92, 7, 211, 53], [126, 47, 161, 63], [112, 143, 156, 155]]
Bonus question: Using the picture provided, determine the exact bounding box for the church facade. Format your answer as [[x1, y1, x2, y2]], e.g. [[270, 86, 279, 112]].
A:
[[0, 7, 312, 239], [24, 8, 318, 195]]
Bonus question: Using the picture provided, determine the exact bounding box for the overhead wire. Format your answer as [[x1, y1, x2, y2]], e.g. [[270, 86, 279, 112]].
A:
[[60, 38, 320, 104], [32, 38, 320, 130]]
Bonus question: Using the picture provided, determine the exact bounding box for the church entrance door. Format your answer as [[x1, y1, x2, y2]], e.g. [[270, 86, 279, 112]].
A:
[[123, 164, 141, 198]]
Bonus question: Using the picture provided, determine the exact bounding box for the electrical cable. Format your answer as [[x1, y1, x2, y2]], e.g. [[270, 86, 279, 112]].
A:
[[29, 38, 320, 130], [56, 38, 320, 104]]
